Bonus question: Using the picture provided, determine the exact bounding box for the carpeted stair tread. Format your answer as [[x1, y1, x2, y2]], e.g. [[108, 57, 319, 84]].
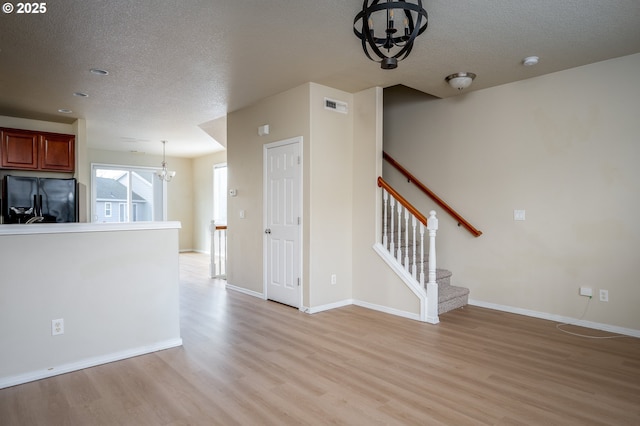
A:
[[438, 285, 469, 315]]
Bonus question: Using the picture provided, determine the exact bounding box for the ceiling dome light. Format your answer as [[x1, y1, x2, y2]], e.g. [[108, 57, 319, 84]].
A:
[[353, 0, 429, 70], [73, 92, 89, 97], [445, 72, 476, 90], [522, 56, 539, 66], [58, 108, 73, 114]]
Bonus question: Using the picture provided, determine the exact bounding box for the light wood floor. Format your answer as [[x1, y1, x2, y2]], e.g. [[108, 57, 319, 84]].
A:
[[1, 252, 639, 425]]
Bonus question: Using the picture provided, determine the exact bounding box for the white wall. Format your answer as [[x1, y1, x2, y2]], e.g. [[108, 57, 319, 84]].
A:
[[0, 225, 182, 388], [383, 53, 640, 330]]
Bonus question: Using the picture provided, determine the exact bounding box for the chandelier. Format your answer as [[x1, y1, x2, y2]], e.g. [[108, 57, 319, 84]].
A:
[[353, 0, 429, 70], [156, 140, 176, 182]]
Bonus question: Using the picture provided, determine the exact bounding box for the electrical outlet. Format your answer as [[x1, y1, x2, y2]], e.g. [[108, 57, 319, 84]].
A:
[[579, 287, 592, 297], [52, 318, 64, 336], [331, 274, 337, 285], [599, 289, 609, 302]]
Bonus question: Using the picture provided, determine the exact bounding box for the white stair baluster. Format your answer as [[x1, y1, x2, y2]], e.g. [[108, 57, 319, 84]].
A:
[[389, 197, 395, 255], [404, 208, 410, 271], [382, 189, 389, 249], [397, 202, 403, 262], [411, 216, 417, 279], [419, 222, 425, 287]]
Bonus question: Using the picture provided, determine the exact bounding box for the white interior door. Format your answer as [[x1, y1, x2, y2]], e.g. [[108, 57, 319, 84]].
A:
[[264, 138, 301, 308]]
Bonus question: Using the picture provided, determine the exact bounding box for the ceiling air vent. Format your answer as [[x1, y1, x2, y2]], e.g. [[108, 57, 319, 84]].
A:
[[324, 97, 348, 114]]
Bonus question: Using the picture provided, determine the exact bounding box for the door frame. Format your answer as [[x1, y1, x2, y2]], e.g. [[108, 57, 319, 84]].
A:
[[262, 136, 304, 310]]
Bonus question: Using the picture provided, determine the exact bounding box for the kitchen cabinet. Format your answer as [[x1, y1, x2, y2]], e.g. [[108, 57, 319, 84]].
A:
[[1, 128, 75, 172]]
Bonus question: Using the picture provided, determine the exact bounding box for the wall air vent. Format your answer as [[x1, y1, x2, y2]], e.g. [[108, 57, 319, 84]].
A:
[[324, 97, 348, 114]]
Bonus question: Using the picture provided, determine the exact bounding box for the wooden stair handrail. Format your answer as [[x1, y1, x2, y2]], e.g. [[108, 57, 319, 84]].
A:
[[383, 151, 482, 237], [377, 177, 427, 226], [215, 225, 227, 231]]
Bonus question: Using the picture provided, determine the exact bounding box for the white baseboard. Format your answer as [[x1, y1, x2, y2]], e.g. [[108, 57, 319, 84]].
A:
[[0, 338, 183, 390], [300, 298, 422, 322], [353, 299, 421, 321], [306, 299, 353, 314], [469, 299, 640, 338], [225, 283, 264, 299]]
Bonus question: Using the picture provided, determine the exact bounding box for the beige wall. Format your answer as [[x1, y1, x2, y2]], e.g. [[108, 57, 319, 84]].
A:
[[192, 150, 227, 253], [228, 83, 372, 310], [383, 53, 640, 330], [307, 83, 354, 307], [88, 149, 195, 251], [227, 83, 311, 298], [351, 87, 421, 315]]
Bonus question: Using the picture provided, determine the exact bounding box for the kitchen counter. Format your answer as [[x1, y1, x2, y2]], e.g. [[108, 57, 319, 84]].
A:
[[0, 221, 181, 236]]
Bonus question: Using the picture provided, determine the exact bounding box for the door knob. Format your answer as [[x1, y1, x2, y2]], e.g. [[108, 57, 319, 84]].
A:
[[265, 229, 271, 234]]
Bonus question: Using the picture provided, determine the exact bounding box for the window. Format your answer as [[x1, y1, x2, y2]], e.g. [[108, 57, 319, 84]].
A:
[[91, 164, 167, 223], [213, 163, 227, 225]]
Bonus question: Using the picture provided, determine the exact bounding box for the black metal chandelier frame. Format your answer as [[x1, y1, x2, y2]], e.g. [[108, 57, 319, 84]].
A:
[[353, 0, 429, 69]]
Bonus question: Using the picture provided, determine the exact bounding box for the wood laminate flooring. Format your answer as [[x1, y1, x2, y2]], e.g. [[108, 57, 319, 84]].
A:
[[1, 252, 639, 425]]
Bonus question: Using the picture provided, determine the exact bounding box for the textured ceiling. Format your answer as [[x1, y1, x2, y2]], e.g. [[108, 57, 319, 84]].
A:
[[1, 0, 639, 157]]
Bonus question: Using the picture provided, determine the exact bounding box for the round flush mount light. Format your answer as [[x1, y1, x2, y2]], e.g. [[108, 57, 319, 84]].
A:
[[522, 56, 539, 67], [445, 72, 476, 90], [89, 68, 109, 76], [73, 92, 89, 97], [58, 108, 73, 114]]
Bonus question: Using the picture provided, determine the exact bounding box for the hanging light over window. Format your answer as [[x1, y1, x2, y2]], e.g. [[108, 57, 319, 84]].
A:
[[353, 0, 429, 70], [156, 140, 176, 182]]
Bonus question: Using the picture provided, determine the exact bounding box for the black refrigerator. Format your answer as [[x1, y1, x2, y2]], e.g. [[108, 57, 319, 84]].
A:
[[3, 176, 77, 223]]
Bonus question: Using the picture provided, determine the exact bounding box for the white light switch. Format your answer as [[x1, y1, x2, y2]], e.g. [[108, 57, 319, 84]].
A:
[[239, 210, 245, 219], [514, 209, 526, 221]]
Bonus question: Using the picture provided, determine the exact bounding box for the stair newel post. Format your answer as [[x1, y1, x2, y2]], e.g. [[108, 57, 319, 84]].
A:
[[389, 197, 395, 255], [382, 189, 389, 249], [396, 202, 403, 262], [426, 210, 440, 324], [411, 216, 417, 280]]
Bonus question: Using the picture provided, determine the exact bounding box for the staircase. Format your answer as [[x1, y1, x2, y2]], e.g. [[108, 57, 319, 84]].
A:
[[377, 177, 469, 322], [393, 243, 469, 315]]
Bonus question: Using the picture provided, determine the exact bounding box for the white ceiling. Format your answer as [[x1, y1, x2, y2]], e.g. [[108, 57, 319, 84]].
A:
[[1, 1, 639, 158]]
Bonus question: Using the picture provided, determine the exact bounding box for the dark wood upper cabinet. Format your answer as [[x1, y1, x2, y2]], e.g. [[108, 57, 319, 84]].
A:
[[40, 132, 75, 171], [1, 128, 39, 170], [1, 128, 75, 172]]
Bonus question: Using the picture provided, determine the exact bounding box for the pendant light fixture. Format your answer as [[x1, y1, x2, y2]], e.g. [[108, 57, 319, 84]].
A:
[[156, 140, 176, 182], [353, 0, 429, 70]]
